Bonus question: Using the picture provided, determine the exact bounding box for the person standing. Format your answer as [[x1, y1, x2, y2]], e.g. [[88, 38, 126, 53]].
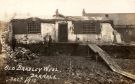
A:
[[48, 35, 52, 45], [43, 34, 52, 55]]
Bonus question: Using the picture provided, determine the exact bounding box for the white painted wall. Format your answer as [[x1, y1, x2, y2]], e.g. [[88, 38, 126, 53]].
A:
[[113, 30, 122, 43], [15, 21, 121, 44], [15, 34, 43, 44], [68, 21, 114, 43], [68, 21, 101, 43], [41, 23, 56, 41], [68, 21, 122, 43], [100, 23, 114, 43]]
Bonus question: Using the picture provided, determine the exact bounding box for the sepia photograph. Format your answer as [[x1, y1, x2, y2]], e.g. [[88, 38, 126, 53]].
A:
[[0, 0, 135, 84]]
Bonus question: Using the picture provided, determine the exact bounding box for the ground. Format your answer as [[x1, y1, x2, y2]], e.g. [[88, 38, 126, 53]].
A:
[[0, 53, 6, 84], [0, 49, 135, 84]]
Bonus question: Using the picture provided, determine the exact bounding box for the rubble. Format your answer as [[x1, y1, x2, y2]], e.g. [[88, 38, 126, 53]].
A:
[[0, 25, 39, 63], [6, 47, 39, 62]]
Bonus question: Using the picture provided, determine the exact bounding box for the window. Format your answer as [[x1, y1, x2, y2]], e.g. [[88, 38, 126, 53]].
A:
[[83, 22, 97, 34], [73, 21, 100, 34], [27, 22, 41, 33]]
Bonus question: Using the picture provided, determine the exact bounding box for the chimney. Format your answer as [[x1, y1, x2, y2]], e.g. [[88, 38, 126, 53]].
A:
[[56, 9, 59, 16], [82, 9, 86, 16]]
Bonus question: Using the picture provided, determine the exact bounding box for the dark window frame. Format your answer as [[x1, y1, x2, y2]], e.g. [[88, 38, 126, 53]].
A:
[[73, 21, 100, 34], [27, 22, 41, 34], [82, 21, 97, 34]]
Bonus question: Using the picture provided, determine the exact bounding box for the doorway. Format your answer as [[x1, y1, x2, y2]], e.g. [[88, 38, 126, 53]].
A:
[[58, 23, 68, 42]]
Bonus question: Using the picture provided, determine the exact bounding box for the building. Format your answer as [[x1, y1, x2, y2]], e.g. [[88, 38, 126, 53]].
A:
[[82, 9, 135, 25], [9, 15, 122, 44], [8, 10, 128, 44], [82, 9, 135, 42]]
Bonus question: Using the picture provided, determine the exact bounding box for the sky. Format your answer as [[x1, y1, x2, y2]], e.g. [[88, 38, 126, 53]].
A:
[[0, 0, 135, 20]]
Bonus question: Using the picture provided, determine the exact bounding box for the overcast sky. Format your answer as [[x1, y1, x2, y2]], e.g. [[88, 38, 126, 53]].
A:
[[0, 0, 135, 20]]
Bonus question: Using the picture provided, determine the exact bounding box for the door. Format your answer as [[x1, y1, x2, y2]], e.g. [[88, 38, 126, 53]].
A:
[[58, 23, 68, 42]]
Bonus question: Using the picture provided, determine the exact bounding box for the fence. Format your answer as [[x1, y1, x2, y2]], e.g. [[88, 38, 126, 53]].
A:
[[114, 25, 135, 42]]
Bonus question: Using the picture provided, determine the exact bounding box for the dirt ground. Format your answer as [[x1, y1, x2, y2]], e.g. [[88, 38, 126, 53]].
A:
[[115, 59, 135, 75], [0, 39, 134, 84], [1, 52, 135, 84]]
